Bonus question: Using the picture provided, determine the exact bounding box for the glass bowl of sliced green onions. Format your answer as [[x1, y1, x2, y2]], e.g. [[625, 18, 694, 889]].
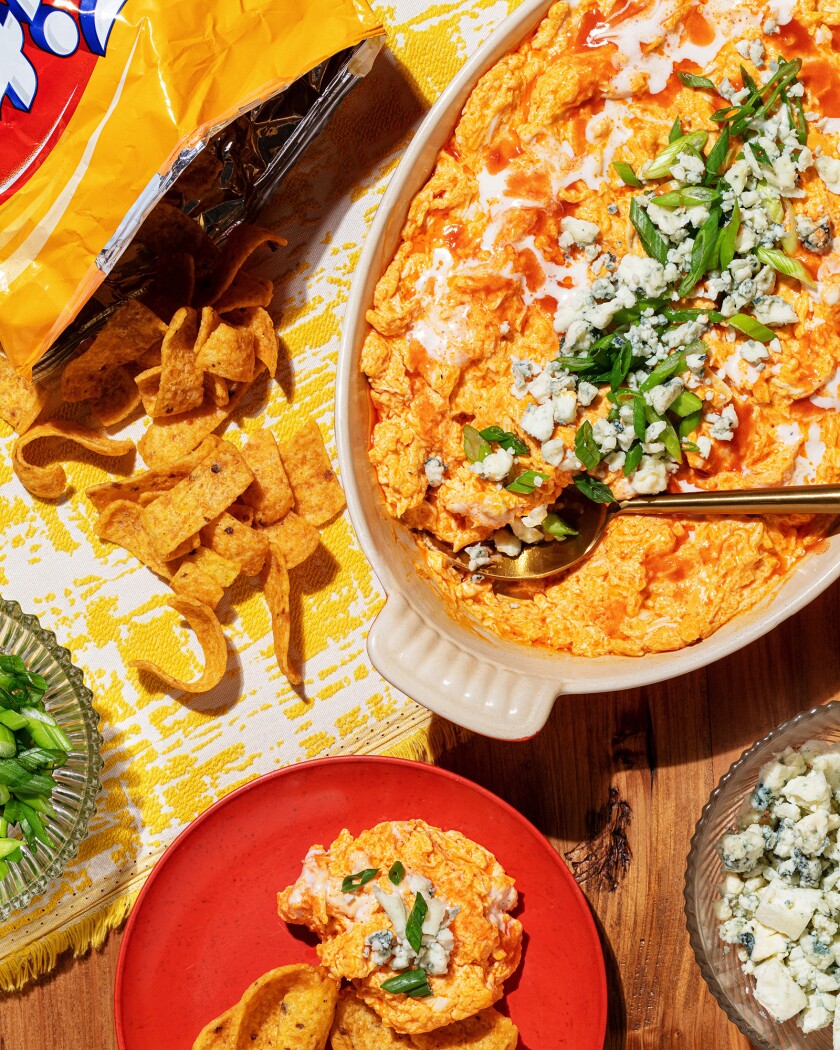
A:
[[0, 596, 102, 921]]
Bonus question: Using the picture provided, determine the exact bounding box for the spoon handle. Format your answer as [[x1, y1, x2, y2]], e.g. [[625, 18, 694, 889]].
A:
[[619, 485, 840, 516]]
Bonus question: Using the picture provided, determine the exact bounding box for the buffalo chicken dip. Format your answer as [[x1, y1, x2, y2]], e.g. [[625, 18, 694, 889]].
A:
[[363, 0, 840, 657]]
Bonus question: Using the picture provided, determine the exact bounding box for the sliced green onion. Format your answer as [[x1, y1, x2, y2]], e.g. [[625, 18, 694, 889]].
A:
[[542, 513, 579, 540], [0, 727, 15, 760], [677, 71, 717, 91], [0, 838, 22, 861], [642, 130, 709, 179], [463, 425, 491, 464], [505, 470, 549, 494], [663, 307, 723, 323], [727, 314, 775, 342], [678, 206, 722, 297], [406, 981, 434, 998], [478, 426, 529, 455], [388, 861, 405, 886], [668, 117, 682, 143], [718, 199, 740, 271], [740, 65, 758, 94], [640, 351, 688, 392], [612, 161, 643, 187], [661, 418, 683, 462], [405, 893, 428, 953], [609, 342, 633, 392], [624, 443, 644, 476], [0, 710, 27, 732], [679, 410, 703, 438], [670, 390, 704, 418], [655, 186, 720, 208], [629, 199, 670, 266], [574, 422, 601, 471], [341, 868, 379, 893], [573, 475, 617, 504], [381, 970, 432, 995], [755, 247, 816, 289], [705, 126, 730, 180]]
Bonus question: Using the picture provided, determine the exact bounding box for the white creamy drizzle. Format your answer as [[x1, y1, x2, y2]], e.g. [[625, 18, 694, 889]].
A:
[[767, 0, 796, 27], [810, 367, 840, 411], [714, 352, 760, 387], [818, 117, 840, 137], [791, 422, 826, 483], [607, 0, 763, 97], [516, 236, 592, 309], [557, 100, 634, 190], [406, 248, 471, 365], [775, 422, 803, 447]]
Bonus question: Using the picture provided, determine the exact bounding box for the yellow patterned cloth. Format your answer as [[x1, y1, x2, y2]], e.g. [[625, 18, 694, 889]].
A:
[[0, 0, 517, 990]]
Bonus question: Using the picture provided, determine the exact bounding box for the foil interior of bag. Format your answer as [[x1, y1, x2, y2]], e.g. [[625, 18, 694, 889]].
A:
[[33, 38, 383, 378]]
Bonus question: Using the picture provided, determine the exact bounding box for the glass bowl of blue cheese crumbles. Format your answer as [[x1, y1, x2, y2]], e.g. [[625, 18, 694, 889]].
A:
[[686, 702, 840, 1050]]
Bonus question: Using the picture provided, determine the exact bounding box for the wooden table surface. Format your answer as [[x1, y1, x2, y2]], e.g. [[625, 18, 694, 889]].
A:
[[3, 578, 839, 1049]]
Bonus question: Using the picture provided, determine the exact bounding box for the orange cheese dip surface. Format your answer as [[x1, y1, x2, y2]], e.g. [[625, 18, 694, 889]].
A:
[[362, 0, 840, 657]]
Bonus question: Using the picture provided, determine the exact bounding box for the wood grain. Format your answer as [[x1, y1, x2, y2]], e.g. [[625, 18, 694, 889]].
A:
[[2, 580, 838, 1048]]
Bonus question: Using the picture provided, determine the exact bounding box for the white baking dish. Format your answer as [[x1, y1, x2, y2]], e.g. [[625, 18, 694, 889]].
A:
[[335, 0, 840, 740]]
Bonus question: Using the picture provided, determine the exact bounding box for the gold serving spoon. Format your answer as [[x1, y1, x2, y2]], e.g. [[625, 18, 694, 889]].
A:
[[432, 485, 840, 581]]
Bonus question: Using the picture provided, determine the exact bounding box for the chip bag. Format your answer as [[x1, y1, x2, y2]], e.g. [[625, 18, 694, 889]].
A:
[[0, 0, 383, 374]]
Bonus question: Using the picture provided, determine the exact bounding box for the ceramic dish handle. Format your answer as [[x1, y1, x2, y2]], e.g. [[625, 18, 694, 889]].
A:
[[366, 594, 560, 740]]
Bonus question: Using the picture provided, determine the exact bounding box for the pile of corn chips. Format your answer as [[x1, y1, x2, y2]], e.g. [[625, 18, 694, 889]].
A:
[[192, 966, 519, 1050], [0, 216, 345, 693]]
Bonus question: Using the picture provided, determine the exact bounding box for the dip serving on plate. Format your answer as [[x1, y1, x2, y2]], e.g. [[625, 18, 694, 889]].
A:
[[362, 0, 840, 659]]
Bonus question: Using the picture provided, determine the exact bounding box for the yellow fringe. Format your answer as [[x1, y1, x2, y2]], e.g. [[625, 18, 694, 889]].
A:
[[0, 711, 468, 992], [383, 717, 470, 763], [0, 889, 138, 993]]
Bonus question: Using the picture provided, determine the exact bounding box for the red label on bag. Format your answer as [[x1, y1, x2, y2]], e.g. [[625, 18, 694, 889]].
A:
[[0, 0, 123, 204]]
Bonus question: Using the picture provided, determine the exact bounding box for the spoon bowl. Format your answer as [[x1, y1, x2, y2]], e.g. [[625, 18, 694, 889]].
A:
[[431, 484, 840, 582]]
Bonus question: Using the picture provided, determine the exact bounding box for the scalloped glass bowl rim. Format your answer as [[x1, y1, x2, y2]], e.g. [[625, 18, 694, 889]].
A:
[[684, 701, 840, 1049], [0, 596, 103, 921]]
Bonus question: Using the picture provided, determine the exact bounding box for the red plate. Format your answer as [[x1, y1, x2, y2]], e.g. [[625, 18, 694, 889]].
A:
[[114, 756, 607, 1048]]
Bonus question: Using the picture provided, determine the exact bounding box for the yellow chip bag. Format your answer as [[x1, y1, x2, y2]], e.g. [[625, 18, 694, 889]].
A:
[[13, 422, 134, 499], [240, 430, 293, 526], [279, 420, 345, 527], [60, 303, 167, 402], [259, 512, 320, 570], [130, 596, 227, 694], [261, 542, 299, 685], [0, 2, 383, 373], [141, 441, 254, 558]]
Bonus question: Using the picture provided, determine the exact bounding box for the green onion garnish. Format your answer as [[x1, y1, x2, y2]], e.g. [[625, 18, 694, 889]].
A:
[[463, 425, 491, 464], [542, 513, 579, 540], [505, 470, 548, 494], [654, 185, 720, 208], [668, 117, 682, 143], [574, 421, 602, 471], [755, 247, 816, 289], [573, 475, 617, 504], [727, 314, 776, 342], [676, 71, 717, 91], [381, 969, 433, 997], [478, 426, 529, 455], [623, 443, 644, 476], [642, 130, 709, 180], [629, 199, 670, 266], [717, 199, 740, 271], [678, 206, 722, 297], [388, 861, 405, 885], [612, 161, 643, 187], [341, 868, 379, 893], [404, 892, 428, 954]]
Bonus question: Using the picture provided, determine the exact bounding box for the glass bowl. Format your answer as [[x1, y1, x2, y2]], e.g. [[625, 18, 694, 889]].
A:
[[0, 596, 102, 921], [685, 701, 840, 1050]]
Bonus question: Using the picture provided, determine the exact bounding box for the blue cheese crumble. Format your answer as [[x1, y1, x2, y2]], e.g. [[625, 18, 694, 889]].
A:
[[716, 742, 840, 1037]]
